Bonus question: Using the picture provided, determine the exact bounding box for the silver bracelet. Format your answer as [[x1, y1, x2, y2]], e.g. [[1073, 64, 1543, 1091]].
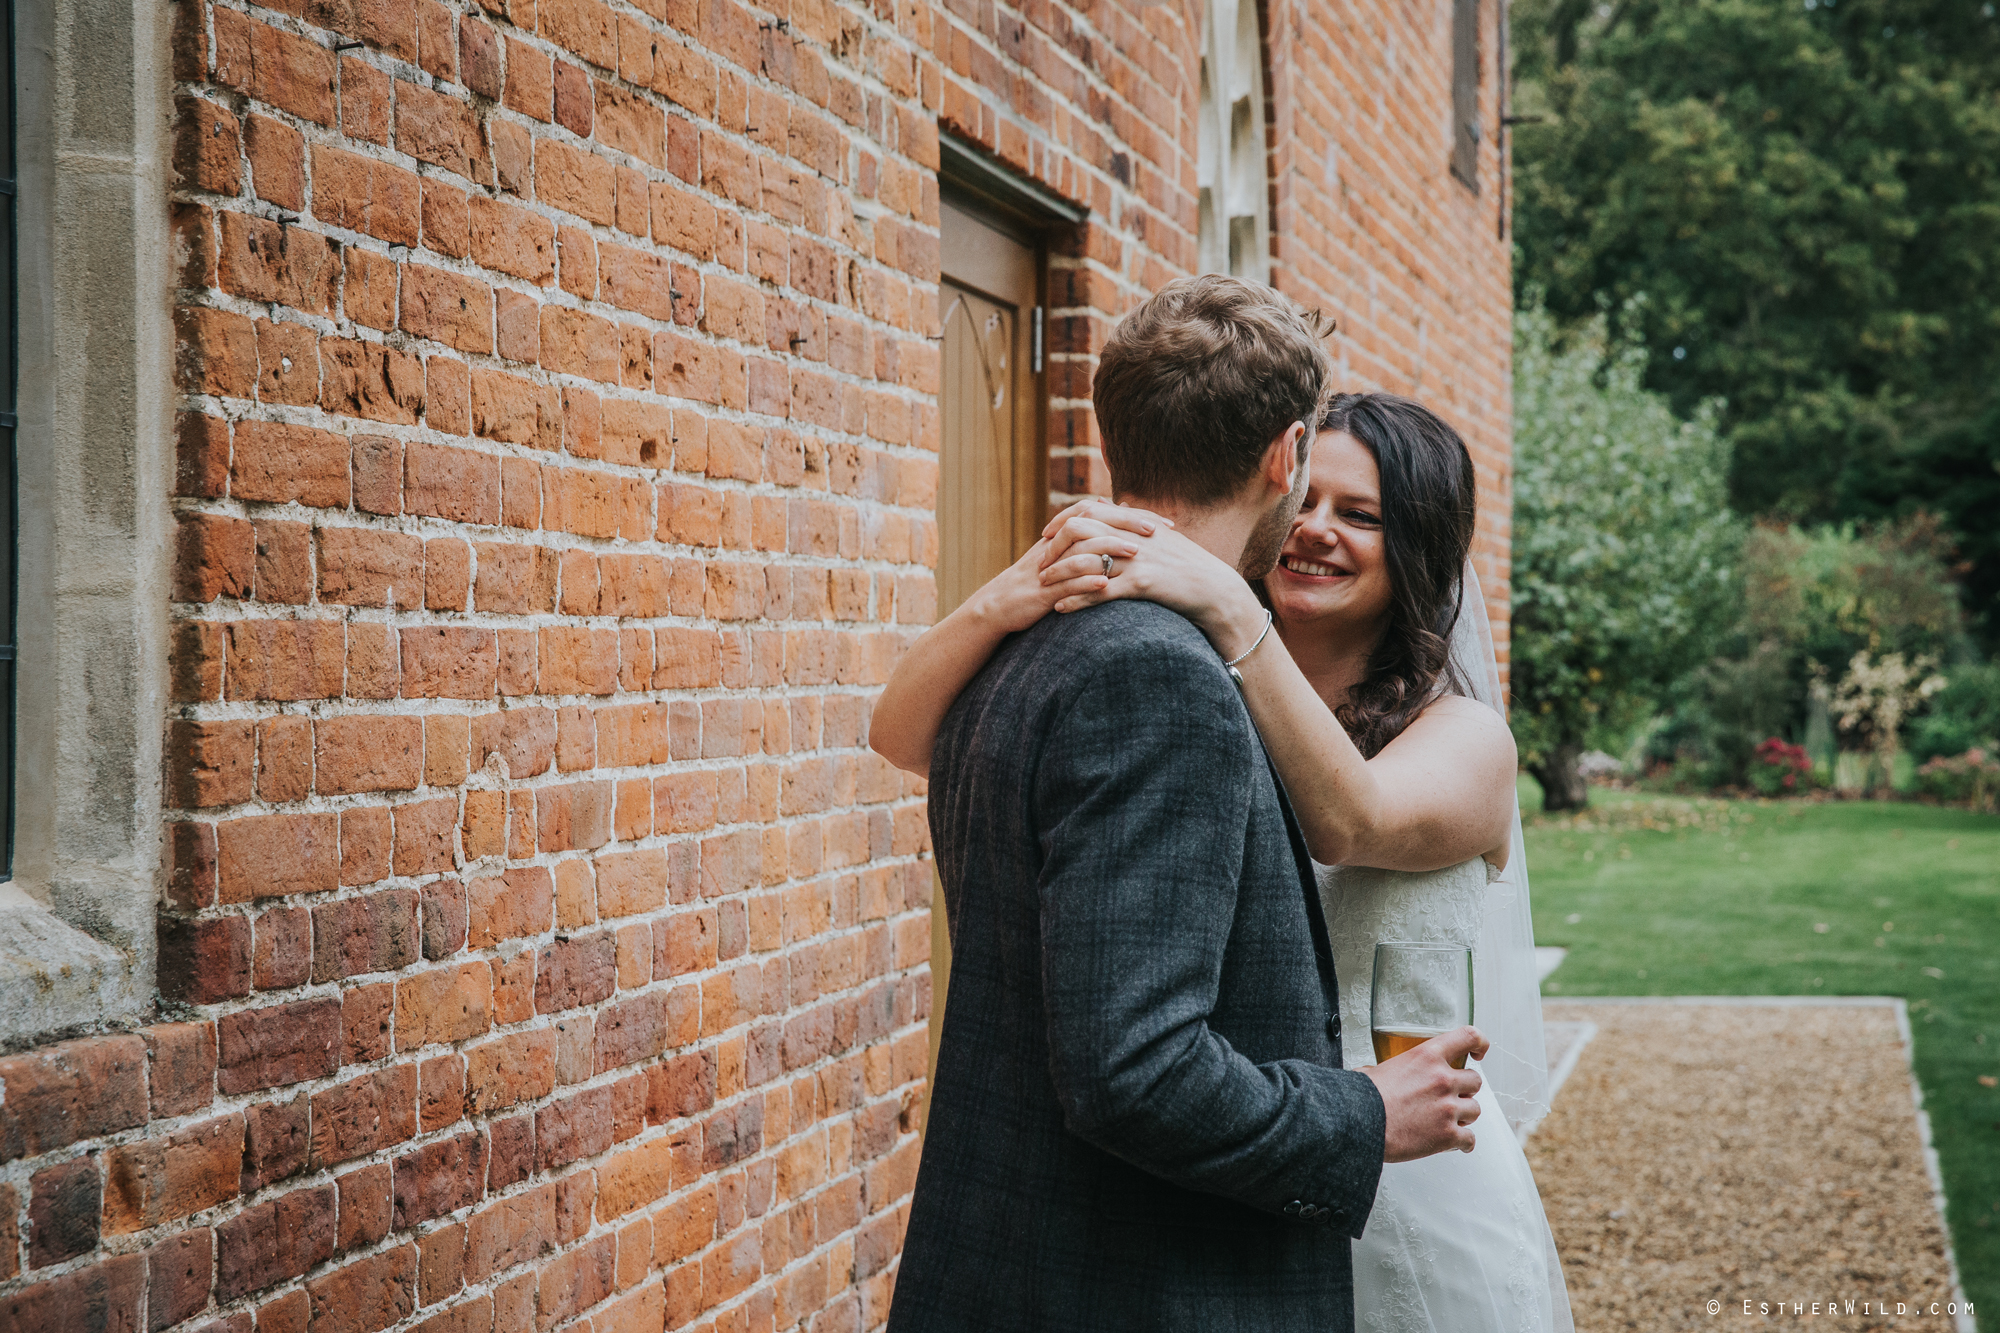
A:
[[1223, 610, 1274, 689]]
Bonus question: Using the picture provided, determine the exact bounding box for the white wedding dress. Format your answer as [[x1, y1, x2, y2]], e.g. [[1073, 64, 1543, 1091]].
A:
[[1319, 857, 1575, 1333]]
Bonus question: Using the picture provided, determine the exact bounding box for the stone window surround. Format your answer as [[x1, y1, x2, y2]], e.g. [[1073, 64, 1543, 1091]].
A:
[[2, 0, 173, 1045]]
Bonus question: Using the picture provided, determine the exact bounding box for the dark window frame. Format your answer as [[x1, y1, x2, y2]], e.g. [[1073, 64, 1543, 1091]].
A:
[[1450, 0, 1482, 193], [1, 0, 16, 878]]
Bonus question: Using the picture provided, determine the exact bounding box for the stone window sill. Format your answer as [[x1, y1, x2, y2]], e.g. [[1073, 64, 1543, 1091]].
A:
[[0, 883, 146, 1048]]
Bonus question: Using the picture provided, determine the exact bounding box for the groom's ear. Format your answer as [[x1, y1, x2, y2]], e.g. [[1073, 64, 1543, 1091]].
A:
[[1259, 421, 1310, 497]]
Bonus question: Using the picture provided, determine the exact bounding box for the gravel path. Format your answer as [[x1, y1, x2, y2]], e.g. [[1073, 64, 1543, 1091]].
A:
[[1528, 1001, 1967, 1331]]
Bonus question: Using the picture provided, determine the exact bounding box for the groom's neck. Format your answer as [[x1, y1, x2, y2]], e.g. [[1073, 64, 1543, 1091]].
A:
[[1115, 491, 1258, 575]]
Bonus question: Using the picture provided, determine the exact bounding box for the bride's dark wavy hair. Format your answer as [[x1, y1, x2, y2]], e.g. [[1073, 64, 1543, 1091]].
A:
[[1312, 392, 1478, 757]]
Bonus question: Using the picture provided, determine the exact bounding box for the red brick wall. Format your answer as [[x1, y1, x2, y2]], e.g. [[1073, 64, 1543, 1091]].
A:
[[0, 0, 1508, 1327]]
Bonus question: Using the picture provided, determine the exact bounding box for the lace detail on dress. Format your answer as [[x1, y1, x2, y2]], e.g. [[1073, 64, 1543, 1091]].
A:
[[1320, 857, 1573, 1333], [1316, 858, 1489, 1070]]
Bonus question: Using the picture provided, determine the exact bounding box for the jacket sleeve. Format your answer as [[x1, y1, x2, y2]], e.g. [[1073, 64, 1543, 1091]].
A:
[[1033, 626, 1386, 1237]]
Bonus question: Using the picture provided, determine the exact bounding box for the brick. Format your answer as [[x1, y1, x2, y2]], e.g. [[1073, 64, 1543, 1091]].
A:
[[347, 621, 401, 698], [146, 1227, 214, 1332], [535, 1085, 612, 1171], [216, 999, 339, 1094], [253, 518, 313, 605], [419, 1054, 465, 1132], [425, 539, 471, 616], [245, 113, 305, 209], [470, 196, 555, 284], [467, 866, 553, 947], [342, 983, 394, 1064], [231, 418, 349, 506], [166, 821, 220, 909], [166, 718, 252, 808], [313, 715, 422, 796], [643, 1049, 715, 1123], [313, 888, 420, 981], [175, 412, 230, 499], [539, 305, 620, 382], [340, 50, 393, 143], [216, 811, 339, 901], [535, 1232, 614, 1330], [553, 60, 592, 136], [0, 1253, 145, 1333], [347, 247, 398, 330], [216, 211, 337, 314], [534, 931, 615, 1014], [158, 913, 251, 1004], [473, 543, 558, 614], [474, 373, 564, 457], [396, 962, 492, 1050], [405, 440, 501, 523], [175, 95, 242, 193], [29, 1156, 101, 1268], [402, 263, 494, 353], [176, 305, 257, 398], [395, 81, 491, 183], [216, 1184, 335, 1300], [428, 355, 471, 433], [257, 715, 315, 804], [419, 1221, 466, 1307], [342, 806, 393, 885], [462, 1184, 555, 1283], [317, 526, 423, 609], [462, 16, 500, 97], [305, 1245, 417, 1333], [102, 1112, 243, 1232], [175, 512, 252, 602], [593, 1133, 673, 1222], [321, 337, 426, 424], [240, 1095, 309, 1192], [402, 626, 499, 698], [420, 876, 469, 959], [261, 1290, 309, 1333], [595, 81, 664, 165], [471, 707, 555, 779], [310, 1066, 418, 1168], [392, 1130, 487, 1228], [422, 180, 471, 257], [213, 9, 336, 124], [395, 797, 460, 877], [337, 1164, 393, 1252], [145, 1022, 217, 1118], [252, 904, 312, 990], [464, 1029, 557, 1115], [534, 140, 616, 225]]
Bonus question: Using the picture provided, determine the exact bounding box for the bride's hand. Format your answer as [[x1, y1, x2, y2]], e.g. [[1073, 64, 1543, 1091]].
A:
[[963, 534, 1122, 635], [1039, 502, 1270, 660]]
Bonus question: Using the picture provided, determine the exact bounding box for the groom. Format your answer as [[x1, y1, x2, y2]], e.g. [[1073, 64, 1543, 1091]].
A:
[[888, 275, 1487, 1332]]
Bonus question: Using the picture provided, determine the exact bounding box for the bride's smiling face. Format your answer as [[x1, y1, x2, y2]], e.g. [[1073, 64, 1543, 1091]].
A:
[[1264, 430, 1394, 633]]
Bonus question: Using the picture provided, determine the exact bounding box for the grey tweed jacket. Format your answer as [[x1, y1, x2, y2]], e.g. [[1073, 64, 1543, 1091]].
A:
[[887, 600, 1387, 1333]]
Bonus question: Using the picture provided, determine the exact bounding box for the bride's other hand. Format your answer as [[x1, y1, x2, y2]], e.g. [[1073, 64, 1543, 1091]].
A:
[[1364, 1026, 1489, 1161], [1040, 516, 1270, 661], [969, 536, 1119, 634]]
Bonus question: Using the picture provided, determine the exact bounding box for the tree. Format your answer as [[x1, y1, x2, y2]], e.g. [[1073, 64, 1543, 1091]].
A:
[[1510, 0, 2000, 643], [1510, 301, 1743, 809]]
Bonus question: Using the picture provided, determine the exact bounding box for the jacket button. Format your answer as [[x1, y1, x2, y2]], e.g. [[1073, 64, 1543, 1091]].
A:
[[1298, 1203, 1319, 1221], [1326, 1014, 1340, 1042], [1283, 1200, 1303, 1217]]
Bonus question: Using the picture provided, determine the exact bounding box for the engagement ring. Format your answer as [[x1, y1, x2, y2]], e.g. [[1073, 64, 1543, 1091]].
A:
[[1100, 554, 1115, 577]]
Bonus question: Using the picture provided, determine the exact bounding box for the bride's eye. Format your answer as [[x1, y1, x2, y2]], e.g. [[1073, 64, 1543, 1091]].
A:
[[1344, 509, 1382, 528]]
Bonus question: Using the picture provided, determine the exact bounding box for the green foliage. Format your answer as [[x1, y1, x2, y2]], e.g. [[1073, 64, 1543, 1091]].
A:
[[1647, 518, 1970, 780], [1509, 301, 1743, 776], [1521, 790, 2000, 1322], [1510, 0, 2000, 643], [1911, 662, 2000, 761]]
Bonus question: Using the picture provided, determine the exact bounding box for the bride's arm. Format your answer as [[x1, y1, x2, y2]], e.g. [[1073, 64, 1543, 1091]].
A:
[[1041, 514, 1515, 871], [868, 506, 1171, 775]]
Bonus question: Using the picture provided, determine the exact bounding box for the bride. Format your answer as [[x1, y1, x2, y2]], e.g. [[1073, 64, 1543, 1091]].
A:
[[869, 391, 1573, 1333]]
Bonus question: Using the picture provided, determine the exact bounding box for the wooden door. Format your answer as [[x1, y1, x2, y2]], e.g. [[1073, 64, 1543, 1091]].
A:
[[930, 198, 1043, 1076]]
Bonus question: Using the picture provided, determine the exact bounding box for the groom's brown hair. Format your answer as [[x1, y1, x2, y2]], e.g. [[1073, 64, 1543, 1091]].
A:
[[1092, 274, 1335, 506]]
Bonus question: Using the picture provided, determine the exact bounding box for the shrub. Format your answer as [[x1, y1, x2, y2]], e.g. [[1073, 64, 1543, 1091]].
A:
[[1748, 738, 1813, 797], [1914, 749, 2000, 813], [1908, 662, 2000, 762]]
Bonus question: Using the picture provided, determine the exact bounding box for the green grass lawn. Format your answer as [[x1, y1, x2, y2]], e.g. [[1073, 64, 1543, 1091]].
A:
[[1520, 783, 2000, 1325]]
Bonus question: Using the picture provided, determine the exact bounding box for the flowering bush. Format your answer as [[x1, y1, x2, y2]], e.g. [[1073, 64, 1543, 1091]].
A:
[[1914, 749, 2000, 812], [1748, 738, 1813, 796]]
